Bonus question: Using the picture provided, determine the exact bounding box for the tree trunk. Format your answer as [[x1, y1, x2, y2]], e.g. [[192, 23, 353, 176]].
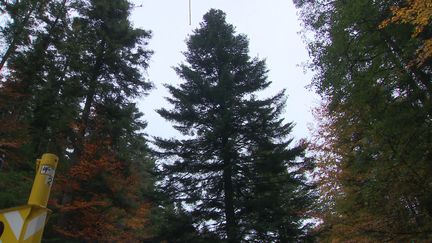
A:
[[0, 4, 35, 72], [223, 161, 236, 242], [74, 52, 103, 158], [222, 136, 237, 242]]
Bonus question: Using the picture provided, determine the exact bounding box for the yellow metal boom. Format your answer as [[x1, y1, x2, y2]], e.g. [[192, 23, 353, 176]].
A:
[[0, 153, 58, 243]]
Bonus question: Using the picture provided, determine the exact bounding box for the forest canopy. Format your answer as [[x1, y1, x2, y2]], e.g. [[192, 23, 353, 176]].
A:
[[0, 0, 430, 241]]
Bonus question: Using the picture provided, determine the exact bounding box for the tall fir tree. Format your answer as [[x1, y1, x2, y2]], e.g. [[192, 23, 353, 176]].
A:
[[0, 0, 49, 72], [47, 0, 155, 241], [0, 0, 71, 208], [155, 9, 314, 242], [0, 0, 157, 241]]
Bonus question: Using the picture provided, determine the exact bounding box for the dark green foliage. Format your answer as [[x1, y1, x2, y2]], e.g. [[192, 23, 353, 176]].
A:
[[0, 171, 32, 208], [149, 204, 222, 243], [0, 0, 72, 209], [64, 0, 152, 159], [0, 0, 156, 241], [295, 0, 432, 241], [243, 141, 315, 242], [155, 9, 314, 242], [0, 0, 52, 71]]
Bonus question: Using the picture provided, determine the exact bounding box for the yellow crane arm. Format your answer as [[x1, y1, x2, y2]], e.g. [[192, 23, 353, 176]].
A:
[[0, 153, 58, 243]]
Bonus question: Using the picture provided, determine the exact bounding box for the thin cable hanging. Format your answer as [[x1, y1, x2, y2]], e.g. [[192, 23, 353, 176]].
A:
[[189, 0, 192, 25]]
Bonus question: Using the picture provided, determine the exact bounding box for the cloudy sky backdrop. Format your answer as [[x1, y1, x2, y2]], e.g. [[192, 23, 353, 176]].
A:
[[130, 0, 319, 141]]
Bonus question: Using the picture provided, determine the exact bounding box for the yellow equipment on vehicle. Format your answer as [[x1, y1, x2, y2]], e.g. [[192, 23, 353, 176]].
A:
[[0, 153, 58, 243]]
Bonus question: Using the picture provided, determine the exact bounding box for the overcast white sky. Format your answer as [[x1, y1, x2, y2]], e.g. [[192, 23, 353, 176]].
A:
[[130, 0, 319, 141]]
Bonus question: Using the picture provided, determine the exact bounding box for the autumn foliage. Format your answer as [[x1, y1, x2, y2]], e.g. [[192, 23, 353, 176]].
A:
[[295, 0, 432, 241], [0, 80, 30, 166], [0, 0, 156, 241], [52, 140, 153, 242], [5, 0, 431, 241], [381, 0, 432, 66]]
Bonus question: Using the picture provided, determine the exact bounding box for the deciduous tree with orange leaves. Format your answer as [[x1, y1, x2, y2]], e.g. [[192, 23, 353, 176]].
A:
[[295, 0, 432, 241], [381, 0, 432, 66], [52, 138, 153, 242]]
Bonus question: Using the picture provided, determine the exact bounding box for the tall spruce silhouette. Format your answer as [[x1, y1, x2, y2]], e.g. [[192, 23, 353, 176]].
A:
[[156, 9, 314, 242]]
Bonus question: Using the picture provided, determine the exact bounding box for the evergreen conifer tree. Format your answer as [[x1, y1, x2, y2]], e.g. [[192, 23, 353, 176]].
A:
[[47, 0, 155, 240], [0, 0, 157, 240], [156, 9, 314, 242], [0, 0, 71, 208]]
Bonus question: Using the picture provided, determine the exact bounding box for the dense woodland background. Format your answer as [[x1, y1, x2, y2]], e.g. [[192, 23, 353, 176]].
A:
[[0, 0, 430, 242]]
